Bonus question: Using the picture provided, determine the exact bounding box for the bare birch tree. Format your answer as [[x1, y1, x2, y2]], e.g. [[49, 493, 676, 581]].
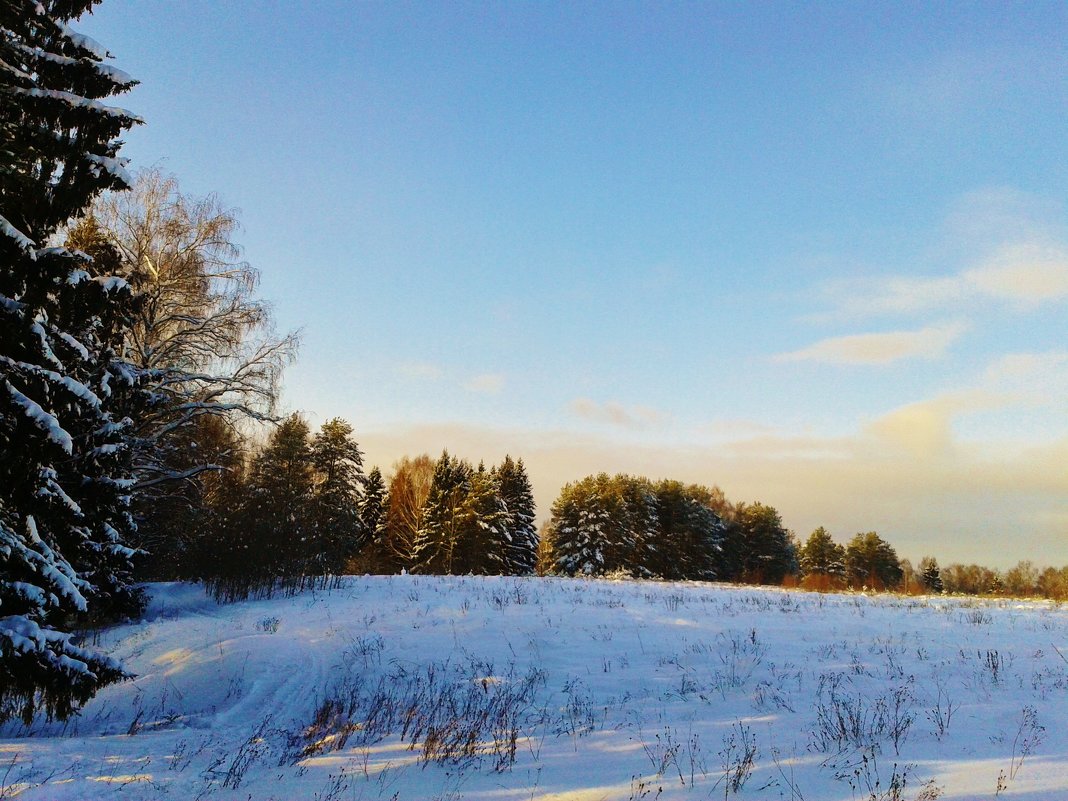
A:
[[68, 169, 297, 567]]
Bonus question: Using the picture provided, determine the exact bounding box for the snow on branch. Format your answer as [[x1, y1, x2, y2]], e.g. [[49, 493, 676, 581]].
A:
[[54, 21, 110, 60], [3, 380, 73, 454], [12, 87, 143, 122], [1, 214, 37, 254], [85, 153, 133, 187]]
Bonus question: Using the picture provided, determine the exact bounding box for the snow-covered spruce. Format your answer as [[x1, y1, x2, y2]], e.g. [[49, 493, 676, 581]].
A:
[[548, 474, 727, 580], [1, 0, 143, 724], [408, 452, 538, 577]]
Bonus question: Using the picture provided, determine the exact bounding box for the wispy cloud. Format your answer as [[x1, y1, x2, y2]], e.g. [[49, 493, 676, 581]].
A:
[[964, 244, 1068, 305], [816, 244, 1068, 321], [464, 373, 506, 394], [813, 188, 1068, 321], [775, 322, 968, 366], [696, 419, 779, 440], [569, 398, 669, 429]]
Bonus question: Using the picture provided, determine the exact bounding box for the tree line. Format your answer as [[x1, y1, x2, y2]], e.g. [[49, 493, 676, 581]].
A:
[[544, 474, 1068, 601], [185, 418, 540, 601]]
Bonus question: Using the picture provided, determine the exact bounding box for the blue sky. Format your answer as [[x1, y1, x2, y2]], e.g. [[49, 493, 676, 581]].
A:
[[81, 2, 1068, 566]]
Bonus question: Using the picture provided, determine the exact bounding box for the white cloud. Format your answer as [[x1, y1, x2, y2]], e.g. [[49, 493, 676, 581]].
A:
[[464, 373, 506, 394], [569, 398, 669, 429], [963, 243, 1068, 305], [775, 322, 967, 366], [817, 245, 1068, 321], [393, 364, 509, 395], [812, 189, 1068, 321], [862, 391, 1008, 458]]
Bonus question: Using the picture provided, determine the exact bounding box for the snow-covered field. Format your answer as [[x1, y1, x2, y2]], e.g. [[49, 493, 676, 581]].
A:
[[2, 577, 1067, 801]]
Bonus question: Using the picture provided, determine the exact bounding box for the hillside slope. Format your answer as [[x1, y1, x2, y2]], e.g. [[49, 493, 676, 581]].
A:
[[2, 576, 1066, 800]]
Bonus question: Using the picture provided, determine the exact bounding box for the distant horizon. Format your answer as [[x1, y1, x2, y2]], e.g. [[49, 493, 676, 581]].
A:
[[81, 1, 1068, 568]]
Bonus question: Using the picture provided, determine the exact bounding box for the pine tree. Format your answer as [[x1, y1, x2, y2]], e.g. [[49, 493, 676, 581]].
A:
[[182, 418, 248, 588], [495, 455, 537, 575], [547, 474, 648, 577], [1, 0, 144, 723], [310, 418, 364, 575], [799, 527, 846, 578], [547, 477, 606, 576], [844, 532, 903, 591], [733, 502, 798, 585]]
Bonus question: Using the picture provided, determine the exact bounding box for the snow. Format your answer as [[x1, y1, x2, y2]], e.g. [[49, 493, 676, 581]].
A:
[[56, 330, 90, 361], [2, 576, 1067, 800], [0, 55, 33, 81], [58, 375, 100, 406], [12, 87, 142, 122], [95, 63, 134, 86], [3, 379, 73, 453], [9, 41, 134, 85], [28, 318, 63, 370], [93, 275, 129, 293], [0, 356, 101, 407], [85, 153, 133, 186], [0, 214, 36, 254], [8, 582, 48, 606], [38, 467, 84, 515], [54, 22, 109, 61], [35, 247, 88, 262], [17, 516, 90, 611]]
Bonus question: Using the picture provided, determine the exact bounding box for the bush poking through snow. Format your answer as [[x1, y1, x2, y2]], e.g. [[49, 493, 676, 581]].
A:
[[293, 659, 546, 772]]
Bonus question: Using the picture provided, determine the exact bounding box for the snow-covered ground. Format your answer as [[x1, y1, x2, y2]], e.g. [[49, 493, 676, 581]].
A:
[[2, 576, 1066, 800]]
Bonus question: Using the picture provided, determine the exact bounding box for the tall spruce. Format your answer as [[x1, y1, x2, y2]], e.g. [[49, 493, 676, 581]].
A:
[[409, 451, 472, 574], [651, 481, 724, 580], [548, 474, 649, 577], [240, 414, 314, 590], [310, 418, 364, 575], [547, 476, 610, 576], [495, 455, 537, 575], [1, 0, 143, 723], [548, 474, 724, 580], [452, 468, 509, 575], [918, 556, 943, 594], [355, 466, 386, 569]]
